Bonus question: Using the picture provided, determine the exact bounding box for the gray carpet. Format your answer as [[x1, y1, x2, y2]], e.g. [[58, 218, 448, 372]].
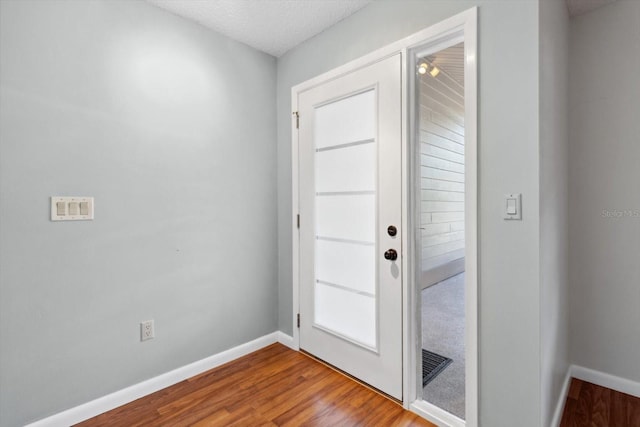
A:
[[421, 272, 465, 419]]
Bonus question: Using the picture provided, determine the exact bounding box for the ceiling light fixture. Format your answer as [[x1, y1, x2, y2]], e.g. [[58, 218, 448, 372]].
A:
[[417, 61, 440, 78]]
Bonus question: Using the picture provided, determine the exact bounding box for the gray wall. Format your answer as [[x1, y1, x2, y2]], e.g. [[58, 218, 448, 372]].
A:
[[0, 1, 277, 425], [539, 0, 570, 425], [569, 0, 640, 383], [277, 1, 542, 425]]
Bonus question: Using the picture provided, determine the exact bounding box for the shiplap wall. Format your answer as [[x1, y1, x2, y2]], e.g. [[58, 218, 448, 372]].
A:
[[419, 58, 465, 277]]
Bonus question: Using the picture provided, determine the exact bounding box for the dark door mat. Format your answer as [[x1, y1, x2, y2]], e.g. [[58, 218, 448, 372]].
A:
[[422, 349, 453, 387]]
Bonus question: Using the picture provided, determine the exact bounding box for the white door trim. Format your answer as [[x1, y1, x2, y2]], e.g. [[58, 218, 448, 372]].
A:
[[406, 8, 478, 426], [291, 7, 477, 425]]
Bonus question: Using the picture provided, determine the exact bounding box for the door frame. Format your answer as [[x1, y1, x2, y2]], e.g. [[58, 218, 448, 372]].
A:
[[407, 12, 478, 427], [291, 7, 477, 426]]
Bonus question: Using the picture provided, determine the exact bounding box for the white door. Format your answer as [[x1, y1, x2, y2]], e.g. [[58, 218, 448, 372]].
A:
[[297, 54, 402, 399]]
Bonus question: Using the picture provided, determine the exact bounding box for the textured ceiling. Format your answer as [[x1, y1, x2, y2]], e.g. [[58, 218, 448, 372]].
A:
[[566, 0, 617, 17], [146, 0, 614, 56], [146, 0, 371, 57]]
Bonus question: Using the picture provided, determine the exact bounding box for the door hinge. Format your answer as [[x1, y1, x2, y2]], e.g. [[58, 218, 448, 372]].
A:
[[293, 111, 299, 129], [297, 214, 300, 229], [297, 313, 300, 328]]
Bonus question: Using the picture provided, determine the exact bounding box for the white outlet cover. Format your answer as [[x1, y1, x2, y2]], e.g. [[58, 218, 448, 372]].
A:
[[140, 320, 154, 341]]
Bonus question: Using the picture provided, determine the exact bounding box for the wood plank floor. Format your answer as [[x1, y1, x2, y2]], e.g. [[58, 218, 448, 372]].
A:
[[75, 343, 434, 426], [560, 378, 640, 427]]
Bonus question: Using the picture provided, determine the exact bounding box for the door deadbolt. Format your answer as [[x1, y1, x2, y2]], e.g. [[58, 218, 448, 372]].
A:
[[384, 249, 398, 261], [387, 225, 397, 237]]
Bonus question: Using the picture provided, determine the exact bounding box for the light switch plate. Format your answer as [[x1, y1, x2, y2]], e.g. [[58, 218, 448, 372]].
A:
[[504, 193, 522, 220], [51, 197, 94, 221]]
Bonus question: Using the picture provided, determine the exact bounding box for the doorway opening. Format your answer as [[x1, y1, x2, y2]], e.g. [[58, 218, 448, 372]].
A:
[[407, 11, 476, 426], [417, 42, 466, 419]]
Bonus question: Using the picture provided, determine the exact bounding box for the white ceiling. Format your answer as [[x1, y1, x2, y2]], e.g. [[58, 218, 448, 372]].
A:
[[145, 0, 371, 57], [145, 0, 617, 58]]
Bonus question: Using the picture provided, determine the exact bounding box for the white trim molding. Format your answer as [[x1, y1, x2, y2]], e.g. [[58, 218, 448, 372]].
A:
[[571, 364, 640, 398], [406, 7, 478, 427], [551, 368, 573, 427], [551, 364, 640, 427], [26, 332, 287, 427], [276, 331, 296, 350]]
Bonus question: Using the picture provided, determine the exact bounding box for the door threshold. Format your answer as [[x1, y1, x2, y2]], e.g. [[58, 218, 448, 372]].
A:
[[411, 399, 465, 427], [300, 349, 403, 406]]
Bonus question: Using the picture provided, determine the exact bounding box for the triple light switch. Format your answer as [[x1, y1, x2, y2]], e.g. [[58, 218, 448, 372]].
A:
[[51, 197, 94, 221]]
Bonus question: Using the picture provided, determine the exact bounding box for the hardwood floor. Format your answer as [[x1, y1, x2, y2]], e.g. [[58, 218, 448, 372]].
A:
[[75, 343, 434, 426], [560, 378, 640, 427]]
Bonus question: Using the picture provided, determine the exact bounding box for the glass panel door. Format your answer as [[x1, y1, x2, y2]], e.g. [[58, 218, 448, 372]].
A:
[[313, 89, 377, 349], [297, 53, 402, 399]]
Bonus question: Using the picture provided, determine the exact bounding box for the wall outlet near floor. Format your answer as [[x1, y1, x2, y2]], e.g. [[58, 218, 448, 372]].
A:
[[140, 320, 154, 341]]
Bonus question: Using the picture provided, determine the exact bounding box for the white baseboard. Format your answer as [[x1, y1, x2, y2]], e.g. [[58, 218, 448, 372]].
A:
[[551, 369, 573, 427], [421, 258, 465, 290], [276, 331, 296, 350], [26, 331, 288, 427], [551, 364, 640, 427], [570, 364, 640, 398]]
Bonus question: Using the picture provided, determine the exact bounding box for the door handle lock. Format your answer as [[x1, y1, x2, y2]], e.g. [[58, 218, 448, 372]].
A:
[[384, 249, 398, 261]]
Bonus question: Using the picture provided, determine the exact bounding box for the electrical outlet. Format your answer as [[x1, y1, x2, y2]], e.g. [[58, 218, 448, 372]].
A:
[[140, 320, 154, 341]]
